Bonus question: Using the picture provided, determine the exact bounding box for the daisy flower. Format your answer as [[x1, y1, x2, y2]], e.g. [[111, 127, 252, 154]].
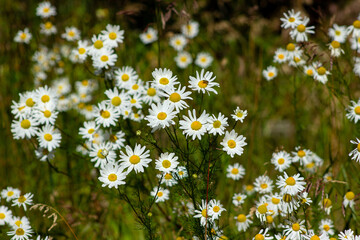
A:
[[128, 92, 144, 109], [35, 84, 58, 105], [263, 66, 277, 81], [343, 191, 356, 208], [1, 187, 20, 202], [283, 220, 307, 240], [14, 28, 32, 44], [273, 48, 287, 63], [280, 9, 302, 29], [299, 192, 312, 206], [89, 142, 116, 168], [88, 34, 106, 55], [115, 66, 139, 89], [255, 201, 271, 222], [151, 187, 170, 203], [279, 193, 300, 214], [231, 107, 247, 122], [40, 21, 57, 35], [314, 65, 330, 84], [36, 125, 62, 152], [79, 121, 99, 141], [169, 34, 187, 51], [98, 163, 127, 189], [145, 101, 177, 131], [244, 184, 255, 195], [104, 130, 125, 150], [7, 224, 33, 240], [189, 69, 219, 95], [61, 26, 80, 41], [234, 213, 252, 232], [290, 17, 315, 42], [36, 1, 56, 18], [207, 113, 229, 135], [35, 147, 55, 162], [347, 19, 360, 38], [285, 43, 302, 61], [179, 109, 209, 140], [208, 199, 226, 220], [254, 175, 273, 194], [158, 172, 178, 187], [93, 102, 121, 128], [193, 199, 214, 226], [143, 83, 161, 105], [10, 216, 30, 229], [175, 166, 188, 179], [291, 146, 312, 165], [349, 138, 360, 163], [252, 228, 273, 240], [328, 40, 344, 57], [74, 40, 90, 61], [303, 65, 316, 77], [319, 197, 332, 215], [119, 144, 152, 174], [338, 229, 354, 240], [220, 130, 247, 158], [140, 27, 158, 44], [104, 87, 130, 110], [226, 163, 245, 180], [152, 68, 178, 90], [181, 20, 200, 38], [346, 99, 360, 123], [162, 84, 192, 112], [271, 150, 292, 172], [276, 172, 306, 196], [155, 152, 179, 173], [174, 51, 192, 69], [101, 24, 124, 48], [0, 206, 12, 225], [92, 48, 117, 69], [232, 193, 247, 206], [328, 24, 348, 43], [304, 231, 328, 240], [195, 52, 213, 68], [12, 193, 33, 211], [11, 117, 39, 139], [319, 219, 334, 236]]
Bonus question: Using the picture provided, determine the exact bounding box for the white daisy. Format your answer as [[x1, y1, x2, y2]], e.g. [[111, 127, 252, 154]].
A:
[[101, 24, 124, 48], [175, 166, 188, 179], [271, 150, 292, 172], [11, 117, 39, 139], [36, 125, 62, 152], [150, 187, 170, 203], [14, 28, 32, 44], [36, 1, 56, 18], [7, 224, 33, 240], [40, 21, 57, 36], [346, 99, 360, 123], [152, 68, 178, 90], [145, 101, 177, 131], [273, 48, 287, 63], [98, 162, 127, 189], [179, 109, 209, 140], [328, 24, 348, 43], [119, 144, 152, 174], [0, 206, 12, 225], [343, 191, 356, 208], [347, 19, 360, 38], [290, 17, 315, 42], [61, 26, 80, 41], [169, 34, 187, 51], [155, 152, 179, 173], [231, 107, 247, 122], [220, 130, 247, 158], [1, 187, 20, 202], [207, 113, 229, 135], [189, 69, 219, 95], [280, 9, 302, 29], [303, 65, 316, 77], [104, 130, 125, 150], [328, 40, 344, 57], [181, 20, 199, 38], [263, 66, 277, 81], [226, 163, 245, 180], [92, 48, 117, 69], [254, 175, 273, 194], [208, 199, 226, 220], [195, 52, 213, 68], [349, 138, 360, 163], [89, 142, 116, 168], [174, 51, 192, 69], [283, 220, 307, 240], [193, 199, 214, 226], [140, 27, 158, 44], [232, 193, 247, 207], [234, 213, 252, 232], [12, 193, 33, 211], [319, 219, 334, 236], [252, 228, 273, 240], [35, 147, 55, 162], [79, 121, 99, 141], [93, 102, 121, 127], [276, 172, 306, 196]]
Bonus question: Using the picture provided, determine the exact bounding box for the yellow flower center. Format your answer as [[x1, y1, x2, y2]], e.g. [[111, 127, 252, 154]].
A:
[[201, 57, 207, 62], [169, 93, 181, 102], [26, 98, 35, 107], [132, 84, 139, 90], [331, 41, 340, 49], [231, 168, 239, 174], [147, 88, 156, 96], [7, 191, 14, 197], [44, 110, 52, 118], [44, 133, 53, 141], [246, 185, 253, 191], [44, 21, 52, 29], [88, 128, 95, 134], [335, 30, 341, 36], [297, 24, 306, 32], [268, 72, 274, 77], [121, 74, 129, 81], [21, 119, 31, 129], [191, 121, 202, 130], [159, 77, 169, 85], [16, 228, 25, 236], [255, 234, 264, 240], [306, 162, 315, 169], [101, 110, 111, 118], [354, 106, 360, 115], [289, 17, 295, 22], [111, 96, 121, 106], [94, 40, 103, 49], [266, 215, 274, 223], [201, 209, 207, 217], [285, 177, 296, 186], [20, 33, 27, 40], [179, 171, 184, 175], [109, 134, 117, 142], [180, 56, 187, 62], [130, 99, 136, 104], [0, 213, 5, 219], [310, 236, 320, 240], [43, 7, 49, 13], [162, 160, 171, 168], [97, 149, 106, 159], [283, 194, 292, 202], [323, 198, 332, 208], [306, 69, 313, 76], [157, 112, 167, 120], [323, 225, 330, 231], [18, 195, 26, 203], [272, 197, 280, 204], [15, 220, 22, 227], [164, 173, 173, 180], [257, 204, 267, 214], [236, 111, 243, 118], [198, 80, 208, 88], [146, 33, 152, 39], [108, 173, 117, 181], [157, 192, 163, 197], [260, 183, 268, 189], [278, 54, 285, 59], [213, 206, 220, 212], [78, 48, 86, 54], [130, 155, 140, 164], [277, 158, 285, 164], [317, 67, 326, 75], [292, 223, 300, 231], [227, 140, 236, 148], [109, 32, 117, 40], [237, 214, 246, 222], [101, 55, 109, 62], [345, 191, 355, 200], [353, 20, 360, 28], [286, 43, 295, 51], [175, 39, 181, 45], [236, 196, 242, 201], [213, 120, 221, 128], [41, 95, 50, 103], [297, 150, 305, 157]]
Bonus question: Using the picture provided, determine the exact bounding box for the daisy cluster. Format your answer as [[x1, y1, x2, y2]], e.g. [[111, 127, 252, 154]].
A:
[[263, 9, 360, 84], [0, 187, 51, 240]]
